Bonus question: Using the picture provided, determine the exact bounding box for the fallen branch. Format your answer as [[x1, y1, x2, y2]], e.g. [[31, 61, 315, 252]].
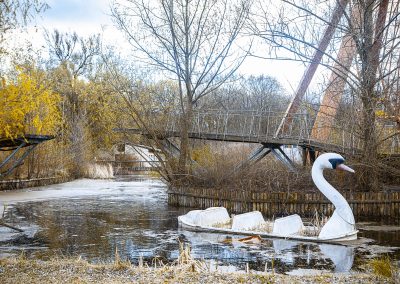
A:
[[0, 222, 24, 232]]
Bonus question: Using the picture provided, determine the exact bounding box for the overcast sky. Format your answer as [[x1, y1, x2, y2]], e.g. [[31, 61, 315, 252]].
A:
[[21, 0, 311, 93], [39, 0, 112, 32]]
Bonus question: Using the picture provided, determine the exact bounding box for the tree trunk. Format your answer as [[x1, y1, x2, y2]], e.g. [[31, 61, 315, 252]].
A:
[[178, 101, 192, 175], [360, 93, 379, 191], [357, 0, 382, 192], [68, 90, 86, 178]]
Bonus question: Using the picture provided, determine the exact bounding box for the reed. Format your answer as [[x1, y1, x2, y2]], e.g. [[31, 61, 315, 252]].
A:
[[176, 241, 208, 273], [113, 247, 132, 270], [0, 250, 382, 283]]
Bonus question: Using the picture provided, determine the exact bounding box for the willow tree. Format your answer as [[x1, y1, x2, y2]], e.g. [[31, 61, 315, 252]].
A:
[[250, 0, 400, 190], [111, 0, 252, 174]]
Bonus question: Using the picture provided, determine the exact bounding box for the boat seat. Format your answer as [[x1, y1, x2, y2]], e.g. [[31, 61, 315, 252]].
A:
[[231, 211, 266, 231], [272, 214, 304, 236], [193, 207, 230, 227], [181, 210, 202, 224]]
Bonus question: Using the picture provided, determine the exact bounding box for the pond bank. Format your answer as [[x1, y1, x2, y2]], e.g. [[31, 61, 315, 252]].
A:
[[0, 176, 73, 191], [0, 256, 383, 284]]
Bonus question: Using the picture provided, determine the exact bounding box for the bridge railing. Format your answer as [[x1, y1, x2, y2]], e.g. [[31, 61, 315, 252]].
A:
[[165, 110, 314, 141], [163, 110, 399, 153], [96, 160, 162, 174]]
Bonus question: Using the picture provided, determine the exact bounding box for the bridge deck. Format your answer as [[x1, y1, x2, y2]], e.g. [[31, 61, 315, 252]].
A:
[[116, 110, 399, 156], [116, 128, 361, 155]]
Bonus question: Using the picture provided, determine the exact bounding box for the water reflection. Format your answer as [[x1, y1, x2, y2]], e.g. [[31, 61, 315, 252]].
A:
[[319, 243, 354, 272], [180, 230, 355, 272], [0, 177, 398, 273]]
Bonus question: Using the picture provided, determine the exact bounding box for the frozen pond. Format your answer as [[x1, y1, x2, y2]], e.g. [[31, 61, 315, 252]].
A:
[[0, 176, 399, 274]]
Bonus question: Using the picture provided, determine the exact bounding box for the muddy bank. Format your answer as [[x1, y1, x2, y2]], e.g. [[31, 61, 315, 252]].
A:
[[0, 257, 383, 284]]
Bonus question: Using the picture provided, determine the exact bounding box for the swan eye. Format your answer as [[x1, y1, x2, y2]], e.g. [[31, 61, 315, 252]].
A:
[[328, 158, 344, 169]]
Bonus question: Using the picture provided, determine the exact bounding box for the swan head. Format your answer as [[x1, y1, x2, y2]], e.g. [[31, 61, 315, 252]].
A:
[[314, 153, 355, 173]]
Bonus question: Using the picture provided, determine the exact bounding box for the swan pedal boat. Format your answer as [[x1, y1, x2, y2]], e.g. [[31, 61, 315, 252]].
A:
[[178, 207, 357, 243], [178, 153, 358, 243]]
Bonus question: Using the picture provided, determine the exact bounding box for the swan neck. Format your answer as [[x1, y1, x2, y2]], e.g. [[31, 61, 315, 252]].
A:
[[311, 163, 355, 225], [311, 166, 337, 199]]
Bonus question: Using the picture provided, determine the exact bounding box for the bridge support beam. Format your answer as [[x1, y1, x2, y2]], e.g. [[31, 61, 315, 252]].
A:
[[270, 147, 297, 172], [0, 135, 53, 178], [233, 144, 297, 174], [301, 147, 317, 166], [1, 144, 38, 177], [233, 145, 272, 173]]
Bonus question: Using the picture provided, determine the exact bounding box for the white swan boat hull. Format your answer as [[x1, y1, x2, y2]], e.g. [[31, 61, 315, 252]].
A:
[[178, 220, 358, 243], [178, 207, 358, 243]]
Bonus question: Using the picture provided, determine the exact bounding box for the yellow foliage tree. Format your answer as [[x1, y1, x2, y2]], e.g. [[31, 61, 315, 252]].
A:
[[0, 67, 61, 139], [84, 79, 120, 151]]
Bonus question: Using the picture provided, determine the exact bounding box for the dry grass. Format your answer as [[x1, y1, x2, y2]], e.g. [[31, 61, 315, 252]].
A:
[[171, 143, 316, 192], [0, 245, 382, 284], [174, 141, 400, 193], [171, 142, 360, 194], [301, 210, 329, 236], [365, 255, 399, 282]]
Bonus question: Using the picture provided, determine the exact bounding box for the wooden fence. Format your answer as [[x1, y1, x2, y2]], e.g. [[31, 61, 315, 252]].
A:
[[0, 176, 72, 191], [168, 187, 400, 218]]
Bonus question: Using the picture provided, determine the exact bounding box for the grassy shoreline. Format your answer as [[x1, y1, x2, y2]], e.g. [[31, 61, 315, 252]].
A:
[[0, 256, 386, 284]]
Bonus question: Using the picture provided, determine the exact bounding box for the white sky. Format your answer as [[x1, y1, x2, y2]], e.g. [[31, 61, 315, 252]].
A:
[[15, 0, 313, 93]]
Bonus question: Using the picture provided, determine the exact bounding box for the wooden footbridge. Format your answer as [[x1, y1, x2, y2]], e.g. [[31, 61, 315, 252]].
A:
[[117, 109, 399, 170]]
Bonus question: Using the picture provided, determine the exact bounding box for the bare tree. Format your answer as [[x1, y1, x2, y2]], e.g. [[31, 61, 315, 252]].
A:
[[46, 30, 101, 177], [199, 75, 287, 112], [0, 0, 48, 53], [111, 0, 252, 174], [250, 0, 400, 190]]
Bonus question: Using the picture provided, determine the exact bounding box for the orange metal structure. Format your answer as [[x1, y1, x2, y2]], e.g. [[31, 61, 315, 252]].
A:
[[277, 0, 390, 144]]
